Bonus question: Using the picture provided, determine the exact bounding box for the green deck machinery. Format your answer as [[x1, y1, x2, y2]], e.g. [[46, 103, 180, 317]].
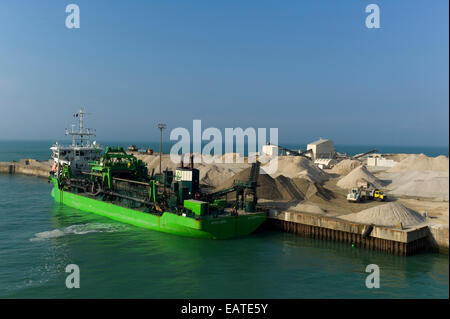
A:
[[57, 147, 262, 218]]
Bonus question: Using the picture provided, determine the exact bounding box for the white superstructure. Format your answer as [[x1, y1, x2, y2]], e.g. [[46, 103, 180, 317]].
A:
[[50, 109, 103, 175], [307, 139, 335, 160]]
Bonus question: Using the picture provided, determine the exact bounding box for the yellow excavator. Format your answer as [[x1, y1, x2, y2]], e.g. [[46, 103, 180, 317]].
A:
[[347, 188, 387, 203], [370, 189, 386, 201]]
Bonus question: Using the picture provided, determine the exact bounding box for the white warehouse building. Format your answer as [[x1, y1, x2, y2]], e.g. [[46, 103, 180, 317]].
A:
[[307, 139, 335, 160], [366, 155, 397, 168], [261, 144, 279, 156]]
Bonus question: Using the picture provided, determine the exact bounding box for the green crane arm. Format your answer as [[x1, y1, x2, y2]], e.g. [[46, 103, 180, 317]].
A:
[[210, 184, 241, 199]]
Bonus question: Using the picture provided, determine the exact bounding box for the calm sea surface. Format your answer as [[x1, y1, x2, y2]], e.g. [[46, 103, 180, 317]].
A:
[[0, 141, 448, 298]]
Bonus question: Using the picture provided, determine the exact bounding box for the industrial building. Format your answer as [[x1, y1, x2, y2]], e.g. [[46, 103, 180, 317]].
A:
[[366, 155, 397, 168], [261, 144, 279, 156], [307, 139, 335, 160]]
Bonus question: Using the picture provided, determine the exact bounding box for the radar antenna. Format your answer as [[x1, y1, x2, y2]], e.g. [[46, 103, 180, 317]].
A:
[[65, 108, 96, 146]]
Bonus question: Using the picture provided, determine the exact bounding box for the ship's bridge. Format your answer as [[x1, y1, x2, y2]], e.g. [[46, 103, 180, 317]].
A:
[[51, 109, 103, 175]]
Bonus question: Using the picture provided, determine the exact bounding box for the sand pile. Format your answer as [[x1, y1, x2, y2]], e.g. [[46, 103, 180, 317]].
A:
[[340, 202, 426, 227], [222, 153, 246, 163], [380, 170, 449, 201], [217, 168, 334, 201], [329, 159, 361, 175], [337, 165, 385, 189], [290, 178, 334, 201], [377, 154, 449, 200], [262, 156, 329, 183], [387, 154, 449, 172], [383, 154, 410, 163], [198, 164, 245, 187], [274, 175, 303, 200], [290, 203, 326, 214], [136, 153, 333, 197], [136, 154, 180, 173], [137, 154, 330, 189], [218, 168, 283, 200], [136, 154, 249, 188]]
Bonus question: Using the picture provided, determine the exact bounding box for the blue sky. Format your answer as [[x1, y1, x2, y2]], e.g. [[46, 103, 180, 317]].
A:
[[0, 0, 448, 146]]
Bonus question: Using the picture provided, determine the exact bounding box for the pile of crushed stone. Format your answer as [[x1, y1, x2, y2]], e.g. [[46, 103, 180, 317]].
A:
[[387, 154, 449, 172], [136, 154, 249, 188], [340, 202, 426, 227], [216, 167, 334, 201], [329, 159, 362, 175], [262, 156, 329, 183], [136, 154, 330, 188], [380, 170, 449, 201], [336, 165, 385, 189], [383, 153, 411, 163], [289, 203, 326, 214]]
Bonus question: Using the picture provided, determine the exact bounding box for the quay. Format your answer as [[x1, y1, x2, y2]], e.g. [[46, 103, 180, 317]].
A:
[[265, 209, 447, 256], [0, 159, 50, 178]]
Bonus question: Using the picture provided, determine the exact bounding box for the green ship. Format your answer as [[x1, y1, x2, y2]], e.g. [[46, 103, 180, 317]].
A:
[[48, 110, 266, 239]]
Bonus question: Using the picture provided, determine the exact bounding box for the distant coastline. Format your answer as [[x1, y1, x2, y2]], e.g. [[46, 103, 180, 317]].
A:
[[0, 140, 448, 162]]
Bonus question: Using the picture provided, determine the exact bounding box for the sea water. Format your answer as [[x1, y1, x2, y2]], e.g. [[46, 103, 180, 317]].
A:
[[0, 174, 448, 298], [0, 140, 448, 162]]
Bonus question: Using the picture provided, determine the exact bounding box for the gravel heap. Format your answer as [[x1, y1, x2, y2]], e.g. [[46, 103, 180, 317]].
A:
[[336, 165, 385, 189], [340, 202, 426, 227]]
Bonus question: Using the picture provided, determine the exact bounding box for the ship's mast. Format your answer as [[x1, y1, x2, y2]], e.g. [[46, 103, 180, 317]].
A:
[[65, 108, 96, 146]]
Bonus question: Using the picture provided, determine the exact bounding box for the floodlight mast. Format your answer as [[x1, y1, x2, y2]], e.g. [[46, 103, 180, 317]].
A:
[[157, 123, 167, 174]]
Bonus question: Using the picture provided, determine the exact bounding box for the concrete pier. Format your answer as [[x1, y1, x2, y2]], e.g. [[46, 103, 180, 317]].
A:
[[0, 159, 51, 178], [428, 224, 449, 254], [266, 210, 434, 256]]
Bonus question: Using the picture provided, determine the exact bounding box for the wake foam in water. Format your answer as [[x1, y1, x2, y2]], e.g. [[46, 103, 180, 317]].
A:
[[30, 223, 129, 242]]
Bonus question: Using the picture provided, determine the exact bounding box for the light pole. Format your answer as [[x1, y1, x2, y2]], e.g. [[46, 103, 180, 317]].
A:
[[157, 123, 167, 174]]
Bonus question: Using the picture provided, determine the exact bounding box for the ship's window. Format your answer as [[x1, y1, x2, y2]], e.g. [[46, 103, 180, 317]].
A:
[[80, 151, 85, 156]]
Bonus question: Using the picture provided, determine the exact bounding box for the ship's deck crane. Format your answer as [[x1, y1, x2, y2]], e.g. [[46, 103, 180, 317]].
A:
[[209, 161, 261, 211]]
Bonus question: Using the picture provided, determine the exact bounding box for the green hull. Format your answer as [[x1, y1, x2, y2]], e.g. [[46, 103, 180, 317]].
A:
[[50, 177, 266, 239]]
